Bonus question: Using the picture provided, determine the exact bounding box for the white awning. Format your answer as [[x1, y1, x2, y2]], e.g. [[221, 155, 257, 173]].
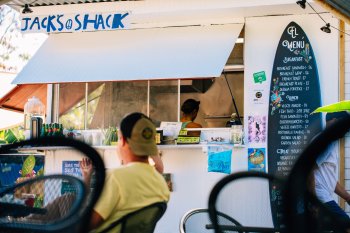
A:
[[12, 24, 243, 84]]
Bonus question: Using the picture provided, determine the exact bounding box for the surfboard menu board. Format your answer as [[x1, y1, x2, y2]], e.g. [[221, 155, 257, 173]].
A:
[[268, 21, 322, 227]]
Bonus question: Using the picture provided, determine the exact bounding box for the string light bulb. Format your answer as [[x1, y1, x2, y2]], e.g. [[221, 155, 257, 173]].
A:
[[320, 23, 331, 33], [296, 0, 306, 9], [22, 4, 33, 14]]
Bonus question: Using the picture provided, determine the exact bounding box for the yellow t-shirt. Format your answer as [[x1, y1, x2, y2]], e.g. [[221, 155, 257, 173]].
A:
[[90, 162, 170, 233]]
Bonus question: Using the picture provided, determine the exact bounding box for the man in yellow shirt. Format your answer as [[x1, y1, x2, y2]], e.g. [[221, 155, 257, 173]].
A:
[[83, 112, 170, 233]]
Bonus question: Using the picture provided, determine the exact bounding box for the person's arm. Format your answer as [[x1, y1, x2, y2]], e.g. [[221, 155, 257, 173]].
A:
[[150, 154, 164, 174], [335, 182, 350, 204], [89, 210, 104, 230]]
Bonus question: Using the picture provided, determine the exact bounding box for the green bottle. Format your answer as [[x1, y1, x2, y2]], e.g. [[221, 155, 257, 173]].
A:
[[40, 124, 46, 138], [47, 124, 53, 137], [59, 124, 64, 137], [53, 123, 58, 137]]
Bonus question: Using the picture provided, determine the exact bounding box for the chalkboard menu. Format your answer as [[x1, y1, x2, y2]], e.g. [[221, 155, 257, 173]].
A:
[[268, 21, 322, 228]]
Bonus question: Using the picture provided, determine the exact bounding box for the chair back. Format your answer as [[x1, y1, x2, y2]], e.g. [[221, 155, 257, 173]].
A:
[[0, 136, 106, 233], [100, 202, 167, 233], [208, 171, 283, 233], [0, 174, 85, 233], [179, 208, 242, 233], [284, 114, 350, 233]]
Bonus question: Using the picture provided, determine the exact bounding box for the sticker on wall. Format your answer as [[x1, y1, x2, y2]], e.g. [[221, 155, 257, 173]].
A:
[[268, 21, 322, 228], [248, 148, 266, 172], [252, 89, 268, 105], [270, 77, 284, 115], [207, 146, 232, 174], [0, 155, 45, 189], [253, 71, 267, 84], [247, 115, 267, 144], [62, 161, 82, 194]]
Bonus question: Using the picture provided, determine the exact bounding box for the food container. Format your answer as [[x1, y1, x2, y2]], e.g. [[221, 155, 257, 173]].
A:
[[162, 136, 176, 145], [24, 96, 45, 131], [231, 125, 243, 145], [155, 130, 163, 145]]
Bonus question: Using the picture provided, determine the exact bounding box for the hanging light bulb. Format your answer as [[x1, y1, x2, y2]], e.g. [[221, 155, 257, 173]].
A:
[[22, 4, 33, 14], [320, 23, 331, 33], [296, 0, 306, 9]]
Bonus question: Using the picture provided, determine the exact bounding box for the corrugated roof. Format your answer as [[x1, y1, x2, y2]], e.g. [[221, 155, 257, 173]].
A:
[[314, 0, 350, 24], [2, 0, 140, 9], [324, 0, 350, 19]]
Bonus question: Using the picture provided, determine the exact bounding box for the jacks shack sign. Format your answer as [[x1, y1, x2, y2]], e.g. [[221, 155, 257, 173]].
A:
[[21, 11, 130, 33]]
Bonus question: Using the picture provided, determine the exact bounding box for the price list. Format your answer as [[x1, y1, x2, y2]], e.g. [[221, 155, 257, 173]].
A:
[[273, 65, 315, 176], [270, 62, 321, 178]]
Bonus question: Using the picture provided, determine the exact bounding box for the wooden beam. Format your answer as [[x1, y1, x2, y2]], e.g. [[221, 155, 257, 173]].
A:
[[339, 20, 346, 209], [0, 105, 24, 113], [314, 0, 350, 25]]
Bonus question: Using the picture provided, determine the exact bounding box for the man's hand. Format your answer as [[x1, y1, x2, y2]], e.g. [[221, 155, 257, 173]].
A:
[[80, 158, 93, 186]]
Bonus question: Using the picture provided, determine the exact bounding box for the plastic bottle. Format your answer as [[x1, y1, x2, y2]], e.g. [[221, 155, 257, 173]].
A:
[[24, 96, 45, 131]]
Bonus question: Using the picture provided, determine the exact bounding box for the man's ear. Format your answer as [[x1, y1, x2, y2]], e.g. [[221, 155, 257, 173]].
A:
[[119, 134, 127, 146]]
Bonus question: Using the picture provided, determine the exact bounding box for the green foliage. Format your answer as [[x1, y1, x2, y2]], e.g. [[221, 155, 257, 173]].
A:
[[0, 5, 21, 72], [18, 53, 31, 61], [59, 100, 85, 130], [4, 129, 17, 143], [102, 127, 118, 145], [87, 84, 105, 127], [0, 126, 25, 144], [0, 6, 45, 72], [60, 83, 105, 130]]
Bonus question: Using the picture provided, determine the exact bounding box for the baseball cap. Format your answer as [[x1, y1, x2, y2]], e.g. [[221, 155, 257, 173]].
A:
[[120, 112, 158, 156]]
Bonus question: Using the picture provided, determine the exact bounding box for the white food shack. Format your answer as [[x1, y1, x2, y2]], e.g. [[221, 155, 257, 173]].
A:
[[0, 0, 350, 232]]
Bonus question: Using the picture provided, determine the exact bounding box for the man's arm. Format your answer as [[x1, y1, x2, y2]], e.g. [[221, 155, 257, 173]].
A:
[[150, 154, 164, 174], [335, 182, 350, 204], [89, 210, 104, 230]]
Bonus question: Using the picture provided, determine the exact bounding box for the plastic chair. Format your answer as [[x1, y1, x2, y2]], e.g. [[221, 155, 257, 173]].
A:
[[284, 114, 350, 233], [0, 136, 106, 233], [0, 174, 86, 233], [208, 171, 284, 233], [179, 208, 243, 233], [99, 202, 167, 233]]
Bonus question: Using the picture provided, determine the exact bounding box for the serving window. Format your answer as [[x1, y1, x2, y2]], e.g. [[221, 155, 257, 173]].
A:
[[56, 28, 244, 129], [57, 75, 243, 130]]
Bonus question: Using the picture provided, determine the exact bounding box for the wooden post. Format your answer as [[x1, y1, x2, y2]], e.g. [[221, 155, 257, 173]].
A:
[[339, 20, 346, 209]]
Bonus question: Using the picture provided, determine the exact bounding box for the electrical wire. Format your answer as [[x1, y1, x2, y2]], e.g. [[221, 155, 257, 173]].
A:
[[305, 0, 350, 36], [223, 72, 242, 125], [306, 2, 328, 24], [330, 24, 350, 36]]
